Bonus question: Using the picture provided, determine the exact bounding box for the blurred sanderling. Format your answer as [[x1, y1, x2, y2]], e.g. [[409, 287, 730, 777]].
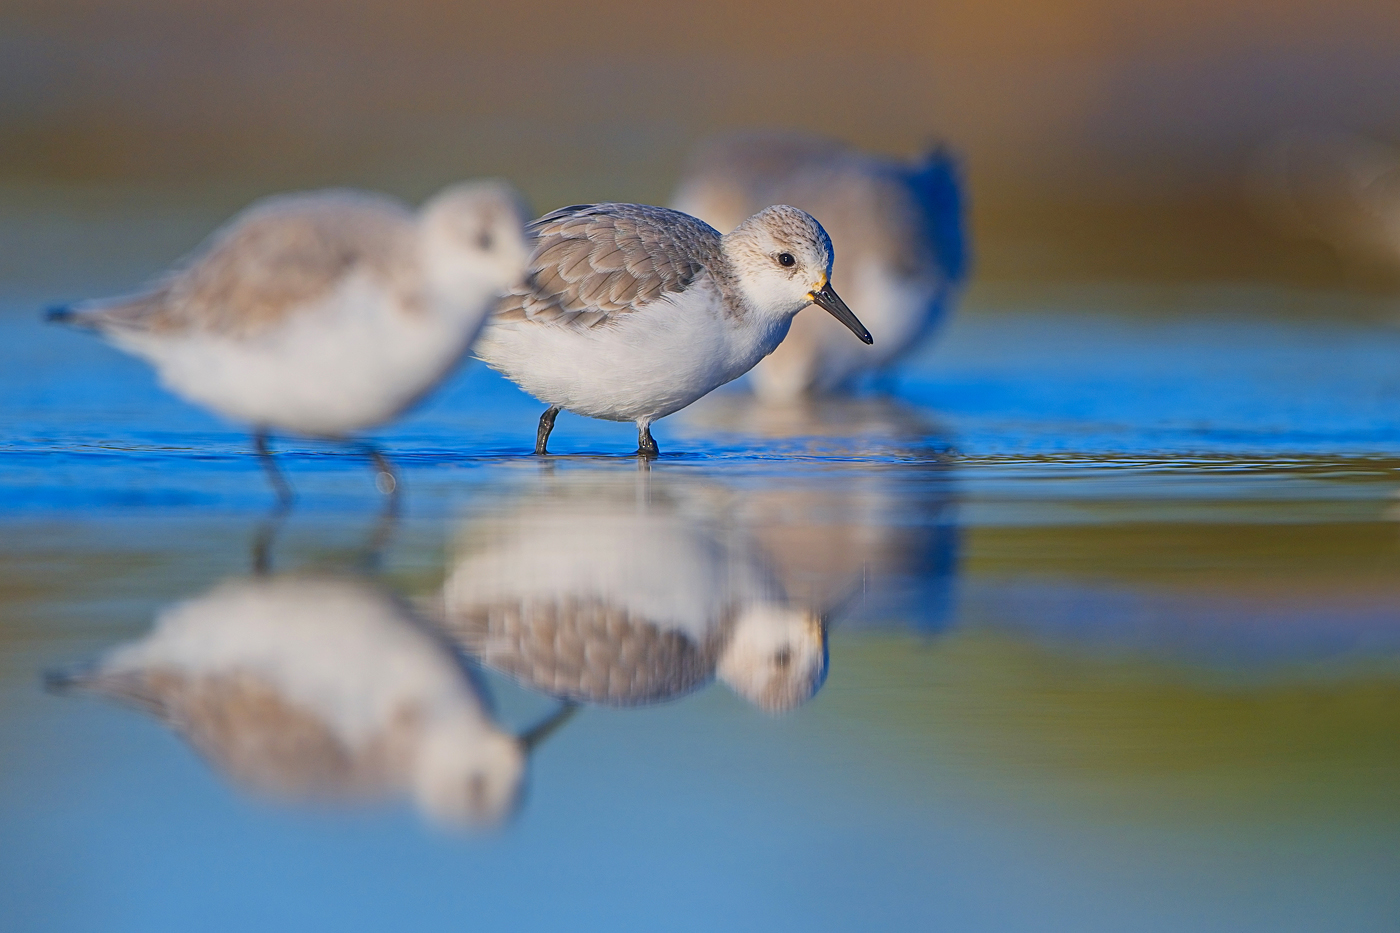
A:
[[473, 201, 871, 458], [672, 131, 967, 400], [46, 574, 533, 829], [47, 180, 531, 498]]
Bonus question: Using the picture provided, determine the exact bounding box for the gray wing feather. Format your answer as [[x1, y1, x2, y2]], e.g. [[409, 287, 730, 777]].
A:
[[74, 190, 418, 338], [444, 595, 722, 706], [495, 203, 723, 329], [72, 667, 390, 799]]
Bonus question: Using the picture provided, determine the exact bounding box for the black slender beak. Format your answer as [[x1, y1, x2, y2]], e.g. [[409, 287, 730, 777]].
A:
[[809, 282, 873, 344]]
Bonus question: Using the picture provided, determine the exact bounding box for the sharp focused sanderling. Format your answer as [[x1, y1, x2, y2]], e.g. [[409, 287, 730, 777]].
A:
[[473, 201, 872, 457], [437, 471, 828, 712], [672, 131, 967, 400], [46, 574, 531, 829], [46, 180, 531, 498]]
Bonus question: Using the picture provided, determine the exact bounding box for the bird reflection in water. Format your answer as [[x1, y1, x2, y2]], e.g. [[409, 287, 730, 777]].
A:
[[439, 470, 828, 712], [47, 574, 560, 830], [679, 393, 960, 634]]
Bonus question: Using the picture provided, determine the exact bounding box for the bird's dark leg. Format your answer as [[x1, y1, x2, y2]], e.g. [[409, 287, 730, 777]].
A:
[[519, 702, 579, 752], [254, 431, 294, 507], [363, 444, 400, 499], [636, 421, 659, 460], [251, 432, 294, 574], [535, 406, 561, 456], [250, 506, 291, 575], [358, 443, 401, 568]]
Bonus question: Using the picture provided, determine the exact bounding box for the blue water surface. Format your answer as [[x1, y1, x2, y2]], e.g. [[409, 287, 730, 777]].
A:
[[2, 292, 1399, 933]]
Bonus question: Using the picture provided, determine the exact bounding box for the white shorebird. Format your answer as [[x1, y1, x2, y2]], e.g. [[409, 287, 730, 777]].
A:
[[48, 574, 547, 829], [438, 472, 828, 711], [473, 202, 872, 457], [48, 180, 531, 497], [672, 132, 967, 400]]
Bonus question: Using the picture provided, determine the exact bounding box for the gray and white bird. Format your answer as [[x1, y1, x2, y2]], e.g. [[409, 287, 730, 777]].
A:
[[437, 472, 828, 712], [473, 202, 872, 457], [47, 180, 531, 495], [48, 574, 533, 829], [672, 132, 967, 400]]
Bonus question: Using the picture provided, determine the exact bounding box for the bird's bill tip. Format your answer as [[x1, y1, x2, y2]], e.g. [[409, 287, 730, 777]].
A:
[[809, 283, 873, 345]]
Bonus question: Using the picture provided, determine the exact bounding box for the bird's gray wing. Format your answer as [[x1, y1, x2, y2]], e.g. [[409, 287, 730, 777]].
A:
[[67, 667, 384, 799], [442, 595, 721, 706], [69, 191, 418, 339], [493, 203, 723, 329]]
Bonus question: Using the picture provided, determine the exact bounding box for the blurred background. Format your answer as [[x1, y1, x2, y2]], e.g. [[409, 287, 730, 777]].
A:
[[5, 0, 1400, 295], [5, 4, 1400, 932]]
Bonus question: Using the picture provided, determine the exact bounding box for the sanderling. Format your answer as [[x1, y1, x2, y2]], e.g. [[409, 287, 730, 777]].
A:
[[47, 574, 535, 828], [47, 180, 530, 498], [437, 472, 827, 711], [473, 201, 872, 457], [672, 131, 967, 400]]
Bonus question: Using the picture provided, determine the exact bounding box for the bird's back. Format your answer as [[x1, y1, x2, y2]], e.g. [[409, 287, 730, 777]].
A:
[[64, 189, 419, 339], [493, 202, 725, 330]]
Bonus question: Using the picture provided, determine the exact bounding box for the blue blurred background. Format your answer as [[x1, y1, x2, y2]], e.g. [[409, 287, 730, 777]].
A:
[[3, 2, 1400, 931]]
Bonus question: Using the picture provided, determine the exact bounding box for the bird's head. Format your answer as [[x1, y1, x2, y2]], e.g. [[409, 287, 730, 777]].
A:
[[413, 716, 526, 830], [419, 179, 532, 311], [717, 604, 828, 713], [721, 205, 871, 344]]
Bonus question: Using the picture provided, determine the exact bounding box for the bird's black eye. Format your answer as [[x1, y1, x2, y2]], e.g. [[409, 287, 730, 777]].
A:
[[477, 230, 494, 251], [774, 647, 792, 669], [777, 252, 795, 267]]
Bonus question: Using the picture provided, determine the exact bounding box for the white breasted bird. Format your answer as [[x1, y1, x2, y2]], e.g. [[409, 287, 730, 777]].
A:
[[473, 202, 872, 457], [438, 471, 828, 712], [47, 574, 538, 829], [672, 132, 967, 400], [47, 180, 531, 498]]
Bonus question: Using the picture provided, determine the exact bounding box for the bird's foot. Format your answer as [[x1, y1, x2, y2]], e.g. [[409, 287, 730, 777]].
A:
[[536, 406, 561, 456], [636, 423, 659, 459]]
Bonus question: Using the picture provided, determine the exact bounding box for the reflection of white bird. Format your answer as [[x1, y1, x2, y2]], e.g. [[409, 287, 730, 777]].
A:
[[50, 575, 527, 829], [680, 395, 961, 633], [474, 201, 871, 457], [48, 180, 531, 495], [439, 474, 827, 711], [672, 132, 967, 400]]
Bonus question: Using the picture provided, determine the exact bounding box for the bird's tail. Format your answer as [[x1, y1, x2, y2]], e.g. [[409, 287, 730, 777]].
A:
[[42, 665, 94, 695], [43, 288, 159, 330], [908, 145, 971, 284], [43, 665, 165, 716], [43, 302, 103, 329]]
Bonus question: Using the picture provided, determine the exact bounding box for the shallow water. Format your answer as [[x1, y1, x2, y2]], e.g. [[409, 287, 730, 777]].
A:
[[3, 291, 1400, 932]]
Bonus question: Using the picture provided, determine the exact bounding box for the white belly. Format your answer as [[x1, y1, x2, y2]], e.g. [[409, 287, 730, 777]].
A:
[[118, 275, 486, 436], [476, 284, 788, 424]]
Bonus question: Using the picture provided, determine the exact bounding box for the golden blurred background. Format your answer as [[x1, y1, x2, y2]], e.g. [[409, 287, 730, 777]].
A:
[[4, 0, 1400, 287]]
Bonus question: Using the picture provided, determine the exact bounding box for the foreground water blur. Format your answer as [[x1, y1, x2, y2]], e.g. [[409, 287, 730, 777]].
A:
[[3, 279, 1400, 930]]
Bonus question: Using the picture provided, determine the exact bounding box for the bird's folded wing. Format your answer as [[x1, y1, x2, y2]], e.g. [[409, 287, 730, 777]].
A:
[[77, 667, 376, 797], [77, 192, 417, 338], [443, 593, 720, 705], [494, 203, 723, 329]]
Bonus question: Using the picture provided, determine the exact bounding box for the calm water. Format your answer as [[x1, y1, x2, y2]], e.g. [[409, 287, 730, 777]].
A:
[[2, 285, 1399, 931]]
